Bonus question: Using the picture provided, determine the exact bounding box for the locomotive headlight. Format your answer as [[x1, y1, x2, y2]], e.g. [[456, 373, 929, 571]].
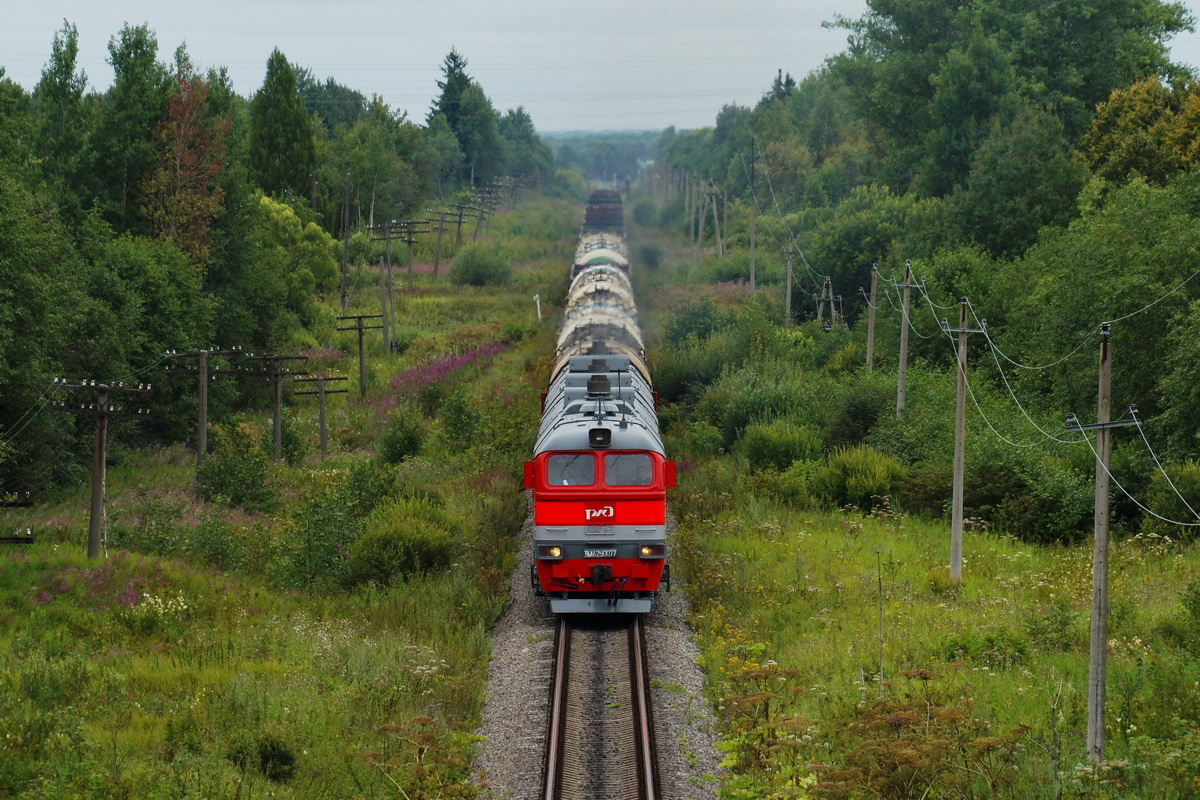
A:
[[588, 428, 612, 448], [640, 544, 664, 558], [550, 546, 562, 558], [538, 545, 563, 558]]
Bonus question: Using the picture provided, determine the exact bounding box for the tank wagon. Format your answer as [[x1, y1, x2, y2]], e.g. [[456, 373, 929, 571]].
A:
[[524, 191, 674, 613]]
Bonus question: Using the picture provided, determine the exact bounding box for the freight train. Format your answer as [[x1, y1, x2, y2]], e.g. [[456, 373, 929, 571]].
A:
[[524, 190, 674, 613]]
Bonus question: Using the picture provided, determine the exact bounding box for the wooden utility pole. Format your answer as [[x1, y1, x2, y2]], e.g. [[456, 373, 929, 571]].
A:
[[943, 298, 984, 584], [1065, 323, 1135, 762], [865, 267, 878, 371], [51, 379, 152, 558], [293, 375, 349, 460], [399, 221, 430, 290], [449, 203, 475, 246], [243, 355, 309, 462], [749, 140, 757, 290], [693, 188, 704, 263], [337, 314, 384, 399], [427, 210, 455, 277], [164, 347, 245, 467], [341, 172, 350, 310], [895, 261, 918, 418], [377, 257, 392, 352]]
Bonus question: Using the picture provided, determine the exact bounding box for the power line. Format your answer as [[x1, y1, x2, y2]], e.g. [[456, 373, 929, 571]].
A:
[[1132, 408, 1200, 520]]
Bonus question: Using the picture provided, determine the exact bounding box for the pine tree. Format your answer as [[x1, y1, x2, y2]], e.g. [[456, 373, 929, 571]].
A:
[[429, 48, 472, 136], [248, 49, 316, 197]]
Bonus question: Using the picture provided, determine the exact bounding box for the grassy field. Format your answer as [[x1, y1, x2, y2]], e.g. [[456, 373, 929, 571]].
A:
[[0, 195, 581, 799]]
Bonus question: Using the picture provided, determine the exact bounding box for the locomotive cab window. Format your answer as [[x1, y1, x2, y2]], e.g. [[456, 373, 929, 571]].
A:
[[604, 453, 653, 486], [548, 453, 595, 486]]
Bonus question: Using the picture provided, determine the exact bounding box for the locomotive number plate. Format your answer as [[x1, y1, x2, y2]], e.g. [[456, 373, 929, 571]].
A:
[[583, 548, 618, 558]]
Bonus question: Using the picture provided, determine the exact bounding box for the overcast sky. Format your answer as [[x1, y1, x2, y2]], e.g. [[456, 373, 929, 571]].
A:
[[5, 1, 1200, 133]]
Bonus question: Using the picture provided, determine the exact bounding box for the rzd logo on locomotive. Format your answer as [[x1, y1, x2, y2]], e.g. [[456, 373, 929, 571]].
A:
[[585, 505, 615, 521]]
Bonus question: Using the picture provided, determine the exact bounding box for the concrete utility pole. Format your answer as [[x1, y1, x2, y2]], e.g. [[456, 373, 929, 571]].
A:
[[749, 140, 757, 291], [337, 314, 384, 399], [817, 277, 833, 329], [895, 261, 918, 418], [784, 246, 796, 327], [341, 172, 350, 310], [164, 347, 244, 467], [293, 375, 349, 460], [51, 379, 152, 558], [1065, 323, 1137, 763], [243, 355, 309, 462], [943, 298, 984, 584], [864, 266, 879, 371]]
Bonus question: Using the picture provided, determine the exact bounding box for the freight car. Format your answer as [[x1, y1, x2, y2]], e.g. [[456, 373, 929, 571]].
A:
[[524, 191, 673, 613]]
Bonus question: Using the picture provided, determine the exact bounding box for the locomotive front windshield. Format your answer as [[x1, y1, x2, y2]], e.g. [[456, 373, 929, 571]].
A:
[[604, 453, 653, 486], [548, 453, 595, 485]]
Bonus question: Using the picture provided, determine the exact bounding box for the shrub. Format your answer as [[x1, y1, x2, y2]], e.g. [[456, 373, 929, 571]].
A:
[[379, 405, 425, 463], [812, 445, 905, 509], [632, 198, 658, 227], [227, 729, 296, 782], [449, 242, 511, 286], [943, 628, 1028, 669], [640, 242, 663, 269], [343, 519, 455, 587], [197, 424, 276, 512], [1142, 459, 1200, 538], [439, 389, 479, 452], [740, 421, 823, 472]]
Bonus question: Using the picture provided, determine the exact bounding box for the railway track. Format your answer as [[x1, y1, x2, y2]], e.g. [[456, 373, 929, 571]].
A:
[[543, 615, 659, 800]]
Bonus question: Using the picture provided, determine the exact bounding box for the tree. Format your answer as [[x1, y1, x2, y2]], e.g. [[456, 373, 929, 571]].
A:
[[429, 48, 472, 134], [456, 83, 506, 184], [142, 47, 230, 264], [32, 20, 92, 213], [416, 112, 464, 196], [499, 106, 553, 178], [950, 102, 1089, 257], [295, 66, 367, 133], [92, 23, 170, 232], [248, 49, 316, 197]]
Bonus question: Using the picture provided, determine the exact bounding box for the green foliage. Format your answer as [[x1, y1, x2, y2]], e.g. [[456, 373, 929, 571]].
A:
[[639, 242, 663, 269], [632, 198, 658, 227], [943, 628, 1029, 669], [449, 241, 511, 286], [343, 519, 455, 587], [739, 420, 823, 472], [227, 729, 296, 781], [379, 404, 426, 463], [248, 49, 316, 196], [812, 445, 905, 509], [1142, 459, 1200, 537], [197, 424, 276, 511], [438, 388, 480, 452]]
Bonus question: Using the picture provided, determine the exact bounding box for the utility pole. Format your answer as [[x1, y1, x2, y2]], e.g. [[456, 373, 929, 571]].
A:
[[784, 246, 795, 327], [399, 220, 431, 290], [449, 203, 475, 247], [894, 261, 918, 418], [942, 299, 984, 584], [709, 182, 724, 257], [51, 379, 152, 558], [749, 140, 757, 291], [242, 355, 309, 463], [341, 172, 351, 310], [864, 266, 879, 371], [693, 187, 704, 264], [164, 347, 245, 468], [817, 277, 833, 329], [427, 209, 454, 277], [293, 375, 349, 460], [1065, 323, 1136, 762], [337, 314, 384, 399]]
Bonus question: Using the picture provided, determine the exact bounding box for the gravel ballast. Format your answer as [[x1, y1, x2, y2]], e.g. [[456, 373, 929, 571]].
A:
[[472, 512, 724, 799]]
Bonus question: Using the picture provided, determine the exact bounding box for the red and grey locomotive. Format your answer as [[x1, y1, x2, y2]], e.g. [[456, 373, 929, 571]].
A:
[[524, 191, 674, 613]]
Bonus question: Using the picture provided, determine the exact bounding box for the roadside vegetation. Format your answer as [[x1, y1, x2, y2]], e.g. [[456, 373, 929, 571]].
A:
[[0, 196, 577, 798]]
